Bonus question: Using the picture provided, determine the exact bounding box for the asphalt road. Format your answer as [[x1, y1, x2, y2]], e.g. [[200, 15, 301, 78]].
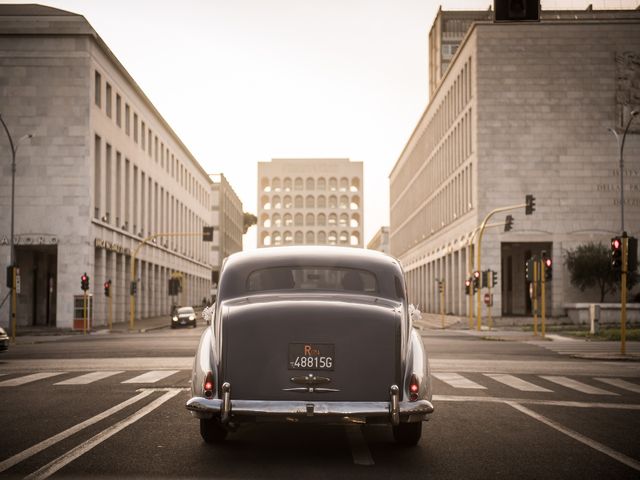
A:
[[1, 325, 639, 479]]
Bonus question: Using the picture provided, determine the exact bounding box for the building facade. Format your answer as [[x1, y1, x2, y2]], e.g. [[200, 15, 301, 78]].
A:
[[390, 7, 640, 320], [0, 5, 214, 329], [209, 173, 243, 297], [257, 159, 364, 248], [367, 227, 390, 255]]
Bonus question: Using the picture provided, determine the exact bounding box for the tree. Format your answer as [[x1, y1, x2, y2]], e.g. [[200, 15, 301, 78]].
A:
[[243, 212, 257, 234], [564, 242, 637, 302]]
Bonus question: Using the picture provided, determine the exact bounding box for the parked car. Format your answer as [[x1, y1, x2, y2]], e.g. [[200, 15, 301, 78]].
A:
[[187, 246, 433, 446], [171, 306, 197, 329], [0, 326, 8, 351]]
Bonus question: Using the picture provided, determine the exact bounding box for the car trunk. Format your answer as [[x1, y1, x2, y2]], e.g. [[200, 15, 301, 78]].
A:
[[221, 295, 401, 402]]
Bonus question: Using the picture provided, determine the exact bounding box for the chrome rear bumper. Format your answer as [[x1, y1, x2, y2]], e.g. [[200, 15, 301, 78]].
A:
[[186, 383, 434, 424]]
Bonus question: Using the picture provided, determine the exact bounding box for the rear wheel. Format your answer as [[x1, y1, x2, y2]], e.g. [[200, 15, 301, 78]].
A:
[[200, 418, 228, 443], [392, 422, 422, 446]]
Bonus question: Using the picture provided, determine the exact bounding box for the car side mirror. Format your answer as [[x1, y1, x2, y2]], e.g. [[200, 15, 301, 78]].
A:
[[409, 304, 422, 323], [202, 303, 215, 325]]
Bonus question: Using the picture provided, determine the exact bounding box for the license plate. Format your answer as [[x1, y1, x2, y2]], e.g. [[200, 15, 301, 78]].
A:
[[288, 343, 335, 371]]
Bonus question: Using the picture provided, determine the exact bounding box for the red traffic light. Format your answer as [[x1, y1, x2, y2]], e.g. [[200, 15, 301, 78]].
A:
[[473, 271, 480, 279], [465, 279, 471, 287], [544, 258, 552, 268], [611, 238, 621, 250]]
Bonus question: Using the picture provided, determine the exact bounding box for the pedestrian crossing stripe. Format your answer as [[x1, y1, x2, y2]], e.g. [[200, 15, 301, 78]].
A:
[[432, 372, 486, 389], [484, 373, 552, 392], [540, 376, 618, 396], [121, 370, 180, 384], [54, 371, 124, 385], [0, 372, 65, 387], [595, 377, 640, 394]]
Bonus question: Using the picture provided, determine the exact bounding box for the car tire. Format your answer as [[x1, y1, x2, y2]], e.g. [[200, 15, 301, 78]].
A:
[[392, 421, 422, 446], [200, 418, 228, 444]]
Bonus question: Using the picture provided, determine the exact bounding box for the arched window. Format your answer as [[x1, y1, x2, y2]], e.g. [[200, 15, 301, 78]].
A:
[[317, 231, 326, 244], [339, 177, 349, 192], [272, 231, 282, 246], [329, 196, 337, 208], [283, 213, 293, 226], [350, 231, 361, 247], [305, 195, 315, 208], [339, 195, 349, 209], [317, 213, 326, 226], [350, 195, 360, 210], [294, 213, 303, 226], [272, 177, 281, 192], [306, 213, 315, 226], [328, 213, 337, 226], [305, 231, 315, 244], [329, 177, 337, 191], [328, 231, 337, 245], [339, 213, 349, 227], [317, 177, 326, 190], [283, 231, 293, 244], [294, 231, 303, 244], [317, 195, 326, 208], [261, 195, 271, 210], [261, 177, 271, 192], [272, 213, 282, 227], [283, 195, 292, 209], [260, 213, 271, 228], [339, 231, 349, 244], [306, 177, 315, 190], [350, 213, 360, 228], [260, 231, 271, 246], [283, 177, 292, 191], [294, 177, 303, 190], [294, 195, 304, 208], [350, 177, 360, 192]]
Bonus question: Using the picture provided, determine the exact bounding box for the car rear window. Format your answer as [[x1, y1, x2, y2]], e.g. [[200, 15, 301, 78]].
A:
[[177, 307, 194, 314], [246, 267, 378, 294]]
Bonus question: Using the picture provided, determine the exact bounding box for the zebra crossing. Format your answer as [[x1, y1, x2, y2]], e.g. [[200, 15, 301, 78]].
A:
[[527, 338, 640, 357], [0, 370, 187, 388], [432, 372, 640, 396]]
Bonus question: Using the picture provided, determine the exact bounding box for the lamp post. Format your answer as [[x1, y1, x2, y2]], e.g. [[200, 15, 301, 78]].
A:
[[608, 109, 638, 356], [1, 113, 33, 340]]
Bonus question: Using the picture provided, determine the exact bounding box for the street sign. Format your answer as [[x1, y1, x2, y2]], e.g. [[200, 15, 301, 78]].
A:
[[484, 293, 493, 306]]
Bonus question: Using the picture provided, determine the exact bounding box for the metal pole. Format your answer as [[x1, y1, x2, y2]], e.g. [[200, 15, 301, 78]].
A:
[[621, 235, 628, 355], [533, 260, 538, 336], [541, 259, 546, 339]]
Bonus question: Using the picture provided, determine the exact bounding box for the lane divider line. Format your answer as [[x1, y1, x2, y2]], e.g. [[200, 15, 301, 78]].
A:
[[433, 394, 640, 410], [24, 389, 183, 480], [506, 401, 640, 473], [0, 390, 154, 474]]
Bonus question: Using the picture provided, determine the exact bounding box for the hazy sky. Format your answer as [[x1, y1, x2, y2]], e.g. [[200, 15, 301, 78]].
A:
[[2, 0, 638, 248]]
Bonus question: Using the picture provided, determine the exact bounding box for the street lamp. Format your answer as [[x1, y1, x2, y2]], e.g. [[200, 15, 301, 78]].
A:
[[608, 109, 639, 233], [1, 113, 33, 340]]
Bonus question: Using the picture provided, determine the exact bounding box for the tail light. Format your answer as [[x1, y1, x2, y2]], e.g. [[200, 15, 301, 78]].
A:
[[409, 373, 419, 402], [203, 371, 214, 398]]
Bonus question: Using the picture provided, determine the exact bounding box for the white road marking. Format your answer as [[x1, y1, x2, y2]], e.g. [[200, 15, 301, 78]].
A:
[[540, 376, 618, 395], [0, 390, 154, 473], [24, 389, 183, 480], [506, 401, 640, 473], [484, 373, 552, 392], [54, 371, 124, 385], [432, 372, 486, 389], [433, 394, 640, 410], [345, 425, 374, 466], [595, 377, 640, 394], [121, 370, 179, 383], [0, 372, 65, 387]]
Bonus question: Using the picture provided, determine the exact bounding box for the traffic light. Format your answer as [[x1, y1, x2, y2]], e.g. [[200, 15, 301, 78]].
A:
[[465, 278, 472, 295], [525, 194, 536, 215], [202, 226, 214, 242], [491, 270, 498, 287], [81, 273, 89, 291], [494, 0, 540, 22], [525, 258, 534, 282], [541, 251, 552, 281], [504, 215, 514, 232], [130, 280, 137, 295], [473, 271, 480, 291], [437, 281, 444, 293], [629, 237, 638, 273], [481, 270, 488, 289], [104, 279, 111, 297], [611, 237, 622, 275]]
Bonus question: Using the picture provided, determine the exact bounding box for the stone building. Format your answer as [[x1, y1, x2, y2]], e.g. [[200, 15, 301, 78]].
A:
[[209, 173, 243, 296], [389, 6, 640, 321], [0, 5, 214, 329], [257, 159, 363, 248], [367, 227, 390, 255]]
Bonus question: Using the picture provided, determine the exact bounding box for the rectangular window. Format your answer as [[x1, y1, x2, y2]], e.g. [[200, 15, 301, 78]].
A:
[[154, 136, 158, 163], [105, 143, 112, 223], [116, 94, 122, 127], [141, 172, 145, 235], [141, 121, 146, 149], [105, 83, 112, 118], [125, 159, 130, 228], [125, 104, 130, 135], [94, 135, 101, 219], [148, 128, 152, 156], [116, 152, 122, 227], [94, 71, 101, 107], [133, 113, 138, 143], [133, 166, 138, 232]]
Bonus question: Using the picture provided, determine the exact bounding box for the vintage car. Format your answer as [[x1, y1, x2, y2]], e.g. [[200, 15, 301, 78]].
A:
[[187, 246, 433, 446]]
